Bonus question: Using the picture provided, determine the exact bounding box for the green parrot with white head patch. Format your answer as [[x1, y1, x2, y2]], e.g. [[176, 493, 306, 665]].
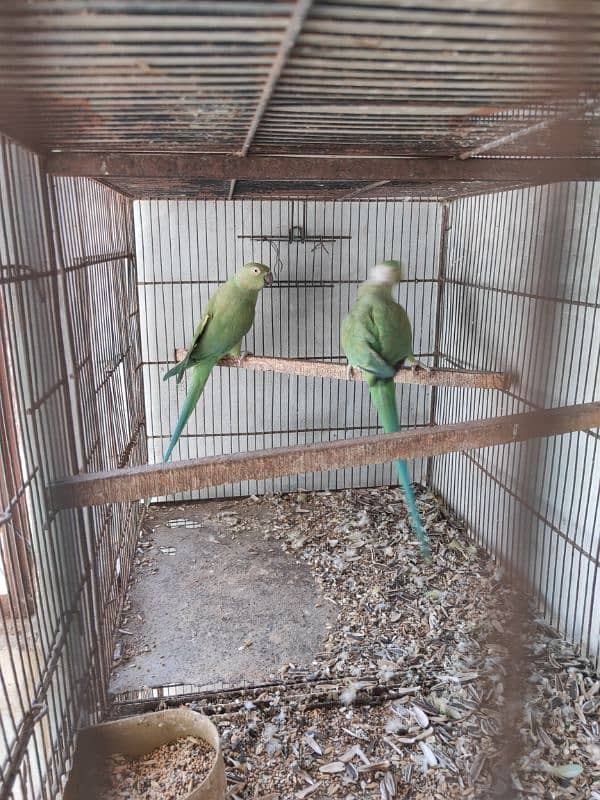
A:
[[341, 259, 432, 560], [163, 262, 272, 462]]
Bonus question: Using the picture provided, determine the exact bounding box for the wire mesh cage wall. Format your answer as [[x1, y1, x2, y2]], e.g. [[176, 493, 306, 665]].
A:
[[0, 2, 598, 797], [432, 181, 600, 666], [1, 149, 599, 795], [47, 175, 147, 708], [135, 198, 441, 499], [0, 136, 145, 799]]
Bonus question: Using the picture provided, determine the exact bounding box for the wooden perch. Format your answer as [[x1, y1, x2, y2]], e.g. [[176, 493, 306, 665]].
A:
[[49, 402, 599, 509], [173, 350, 509, 390]]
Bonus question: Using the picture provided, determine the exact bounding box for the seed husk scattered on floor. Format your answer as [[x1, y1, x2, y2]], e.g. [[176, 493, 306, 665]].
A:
[[118, 487, 600, 799]]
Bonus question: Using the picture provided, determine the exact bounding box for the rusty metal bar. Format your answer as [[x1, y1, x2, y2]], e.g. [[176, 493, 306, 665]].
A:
[[339, 180, 391, 200], [172, 351, 509, 389], [426, 201, 451, 485], [49, 402, 600, 509], [458, 98, 600, 159], [116, 417, 146, 470], [46, 153, 600, 183], [239, 0, 314, 156], [68, 250, 134, 269], [0, 468, 38, 528]]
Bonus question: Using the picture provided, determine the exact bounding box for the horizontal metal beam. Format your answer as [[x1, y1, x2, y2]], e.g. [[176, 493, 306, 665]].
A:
[[173, 352, 509, 390], [46, 153, 600, 183], [49, 401, 600, 509]]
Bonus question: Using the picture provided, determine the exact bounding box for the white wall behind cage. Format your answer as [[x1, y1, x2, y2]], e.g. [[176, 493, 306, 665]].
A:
[[134, 199, 441, 500]]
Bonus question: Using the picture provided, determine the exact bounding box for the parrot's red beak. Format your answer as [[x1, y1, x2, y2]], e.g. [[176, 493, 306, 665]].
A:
[[264, 271, 273, 286]]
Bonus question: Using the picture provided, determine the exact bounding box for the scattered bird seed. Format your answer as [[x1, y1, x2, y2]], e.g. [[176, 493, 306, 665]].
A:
[[129, 488, 599, 799], [319, 761, 346, 774]]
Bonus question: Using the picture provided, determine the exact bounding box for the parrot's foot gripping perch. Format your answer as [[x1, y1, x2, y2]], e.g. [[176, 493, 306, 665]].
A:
[[346, 364, 355, 381], [408, 356, 432, 373], [235, 351, 254, 367]]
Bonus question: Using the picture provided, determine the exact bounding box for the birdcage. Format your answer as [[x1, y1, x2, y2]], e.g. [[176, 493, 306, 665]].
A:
[[0, 2, 599, 799]]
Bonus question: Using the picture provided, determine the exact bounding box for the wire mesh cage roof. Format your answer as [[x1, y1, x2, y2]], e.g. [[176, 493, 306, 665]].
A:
[[1, 0, 600, 199]]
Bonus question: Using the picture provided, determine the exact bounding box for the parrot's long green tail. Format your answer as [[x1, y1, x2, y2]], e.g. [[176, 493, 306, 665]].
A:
[[163, 360, 214, 462], [369, 380, 432, 560]]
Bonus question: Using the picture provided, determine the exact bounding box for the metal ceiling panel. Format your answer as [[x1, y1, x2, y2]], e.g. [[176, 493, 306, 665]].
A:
[[0, 1, 293, 152], [1, 0, 599, 196]]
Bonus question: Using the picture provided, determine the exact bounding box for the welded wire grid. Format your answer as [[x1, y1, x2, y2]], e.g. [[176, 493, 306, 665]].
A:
[[0, 136, 144, 799], [432, 182, 600, 666], [134, 198, 440, 499], [2, 0, 600, 168], [48, 175, 146, 707]]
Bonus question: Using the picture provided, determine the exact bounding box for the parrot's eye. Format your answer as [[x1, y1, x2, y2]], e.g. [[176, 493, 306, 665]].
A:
[[253, 267, 259, 274]]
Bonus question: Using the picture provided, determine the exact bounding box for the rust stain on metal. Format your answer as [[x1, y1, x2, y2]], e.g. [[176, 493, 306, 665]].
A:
[[2, 1, 600, 172], [46, 153, 600, 183], [49, 402, 600, 509]]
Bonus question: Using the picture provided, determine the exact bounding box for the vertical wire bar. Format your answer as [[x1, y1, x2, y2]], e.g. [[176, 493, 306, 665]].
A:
[[426, 202, 449, 486]]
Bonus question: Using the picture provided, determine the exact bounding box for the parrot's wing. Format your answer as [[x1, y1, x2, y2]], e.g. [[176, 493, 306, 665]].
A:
[[349, 338, 397, 379], [342, 312, 396, 379], [164, 312, 211, 383], [368, 300, 414, 366]]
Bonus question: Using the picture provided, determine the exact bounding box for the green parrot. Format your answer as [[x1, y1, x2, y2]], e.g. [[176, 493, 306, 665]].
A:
[[163, 262, 272, 462], [341, 259, 432, 560]]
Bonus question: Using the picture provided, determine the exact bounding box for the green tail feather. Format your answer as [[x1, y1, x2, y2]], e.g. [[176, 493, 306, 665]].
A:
[[369, 380, 432, 560], [164, 359, 189, 384], [163, 360, 215, 462], [369, 378, 401, 433], [164, 362, 184, 382]]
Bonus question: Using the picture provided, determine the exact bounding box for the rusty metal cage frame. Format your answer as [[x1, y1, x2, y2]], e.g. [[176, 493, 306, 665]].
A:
[[0, 1, 599, 797], [0, 135, 145, 799], [1, 145, 598, 796]]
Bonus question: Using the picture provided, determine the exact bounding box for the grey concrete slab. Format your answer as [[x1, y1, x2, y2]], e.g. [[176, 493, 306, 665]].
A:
[[109, 499, 335, 695]]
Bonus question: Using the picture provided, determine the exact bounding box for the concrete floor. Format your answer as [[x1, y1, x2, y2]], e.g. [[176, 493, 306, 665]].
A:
[[109, 498, 335, 695]]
